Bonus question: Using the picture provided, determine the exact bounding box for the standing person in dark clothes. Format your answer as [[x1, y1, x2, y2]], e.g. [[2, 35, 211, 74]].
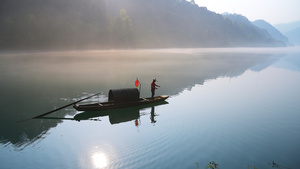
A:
[[151, 78, 160, 98]]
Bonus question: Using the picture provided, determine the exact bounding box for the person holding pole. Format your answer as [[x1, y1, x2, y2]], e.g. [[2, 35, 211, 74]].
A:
[[151, 78, 160, 99]]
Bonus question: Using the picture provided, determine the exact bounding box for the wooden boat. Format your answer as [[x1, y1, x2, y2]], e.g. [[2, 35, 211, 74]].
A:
[[73, 95, 169, 111], [73, 88, 169, 111], [73, 100, 169, 123]]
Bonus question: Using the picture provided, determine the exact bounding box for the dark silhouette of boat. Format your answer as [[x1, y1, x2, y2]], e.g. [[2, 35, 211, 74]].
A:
[[73, 88, 169, 111], [74, 100, 168, 124]]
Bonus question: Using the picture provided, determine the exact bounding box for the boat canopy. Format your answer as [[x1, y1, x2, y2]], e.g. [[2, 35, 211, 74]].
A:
[[108, 88, 140, 104]]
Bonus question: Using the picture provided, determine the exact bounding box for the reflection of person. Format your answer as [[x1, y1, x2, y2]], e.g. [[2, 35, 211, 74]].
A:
[[151, 78, 160, 98], [150, 106, 157, 124], [135, 119, 139, 126]]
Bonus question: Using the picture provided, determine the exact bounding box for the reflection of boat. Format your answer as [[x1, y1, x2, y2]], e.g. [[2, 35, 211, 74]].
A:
[[74, 101, 168, 124], [73, 88, 169, 111]]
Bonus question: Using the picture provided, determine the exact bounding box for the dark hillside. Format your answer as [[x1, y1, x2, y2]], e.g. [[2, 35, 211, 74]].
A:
[[222, 13, 286, 47], [253, 19, 290, 46], [285, 27, 300, 45], [0, 0, 286, 50]]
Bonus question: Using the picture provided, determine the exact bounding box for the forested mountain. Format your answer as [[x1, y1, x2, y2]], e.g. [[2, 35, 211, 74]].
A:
[[275, 21, 300, 34], [0, 0, 108, 49], [274, 20, 300, 46], [285, 27, 300, 45], [222, 13, 286, 47], [252, 19, 291, 46], [0, 0, 286, 50]]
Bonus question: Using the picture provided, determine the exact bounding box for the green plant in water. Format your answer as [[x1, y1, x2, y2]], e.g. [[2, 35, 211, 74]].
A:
[[205, 161, 219, 169], [195, 160, 290, 169], [250, 166, 258, 169], [196, 162, 261, 169], [195, 161, 219, 169]]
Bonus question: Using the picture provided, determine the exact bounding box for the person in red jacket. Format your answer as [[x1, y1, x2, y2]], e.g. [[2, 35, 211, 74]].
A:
[[151, 78, 160, 98]]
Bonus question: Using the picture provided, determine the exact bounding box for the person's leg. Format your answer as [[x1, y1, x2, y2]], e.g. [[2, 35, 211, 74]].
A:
[[151, 90, 155, 98]]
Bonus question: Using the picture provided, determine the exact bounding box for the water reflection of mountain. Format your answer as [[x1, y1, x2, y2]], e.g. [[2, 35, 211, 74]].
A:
[[149, 51, 284, 96], [272, 53, 300, 72], [250, 54, 284, 72], [0, 49, 284, 149]]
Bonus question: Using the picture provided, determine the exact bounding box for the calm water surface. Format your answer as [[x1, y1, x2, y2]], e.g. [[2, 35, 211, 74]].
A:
[[0, 48, 300, 169]]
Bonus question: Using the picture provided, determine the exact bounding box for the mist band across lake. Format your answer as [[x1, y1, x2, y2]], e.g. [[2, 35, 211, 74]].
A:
[[0, 48, 299, 169]]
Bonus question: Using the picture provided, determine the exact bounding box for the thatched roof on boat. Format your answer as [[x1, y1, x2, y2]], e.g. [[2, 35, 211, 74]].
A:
[[108, 88, 140, 104]]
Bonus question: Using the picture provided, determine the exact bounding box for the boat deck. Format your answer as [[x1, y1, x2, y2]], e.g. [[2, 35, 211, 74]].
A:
[[74, 95, 169, 111]]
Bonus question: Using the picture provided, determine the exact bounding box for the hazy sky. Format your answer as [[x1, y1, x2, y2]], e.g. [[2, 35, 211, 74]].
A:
[[195, 0, 300, 25]]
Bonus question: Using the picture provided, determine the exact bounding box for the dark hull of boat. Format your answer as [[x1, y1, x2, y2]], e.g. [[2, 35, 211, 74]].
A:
[[73, 100, 168, 123], [73, 95, 169, 111]]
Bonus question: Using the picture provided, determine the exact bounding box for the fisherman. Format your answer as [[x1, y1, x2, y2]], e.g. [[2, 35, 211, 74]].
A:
[[151, 78, 160, 98]]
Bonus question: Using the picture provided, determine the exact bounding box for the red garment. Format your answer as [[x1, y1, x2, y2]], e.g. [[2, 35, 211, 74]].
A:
[[151, 81, 156, 91]]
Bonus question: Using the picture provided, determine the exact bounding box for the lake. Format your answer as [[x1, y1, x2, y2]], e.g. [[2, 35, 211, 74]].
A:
[[0, 48, 300, 169]]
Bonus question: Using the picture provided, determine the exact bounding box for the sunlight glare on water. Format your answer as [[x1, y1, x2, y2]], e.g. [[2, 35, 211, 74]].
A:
[[92, 152, 108, 168]]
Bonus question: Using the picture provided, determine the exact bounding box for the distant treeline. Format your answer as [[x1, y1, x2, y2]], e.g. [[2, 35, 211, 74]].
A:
[[0, 0, 286, 50]]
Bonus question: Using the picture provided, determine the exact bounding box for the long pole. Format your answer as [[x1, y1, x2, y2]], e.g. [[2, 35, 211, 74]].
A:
[[18, 92, 101, 122], [139, 82, 142, 93]]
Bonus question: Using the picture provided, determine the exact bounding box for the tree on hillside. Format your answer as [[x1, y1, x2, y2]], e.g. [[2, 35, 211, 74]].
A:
[[108, 9, 134, 48], [0, 0, 286, 49]]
